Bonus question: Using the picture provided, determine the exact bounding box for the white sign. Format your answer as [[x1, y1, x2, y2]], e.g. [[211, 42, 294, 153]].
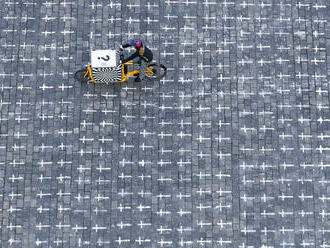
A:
[[91, 49, 117, 68]]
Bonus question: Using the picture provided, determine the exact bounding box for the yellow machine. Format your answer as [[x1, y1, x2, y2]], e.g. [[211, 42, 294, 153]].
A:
[[75, 50, 166, 84], [84, 62, 162, 83]]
